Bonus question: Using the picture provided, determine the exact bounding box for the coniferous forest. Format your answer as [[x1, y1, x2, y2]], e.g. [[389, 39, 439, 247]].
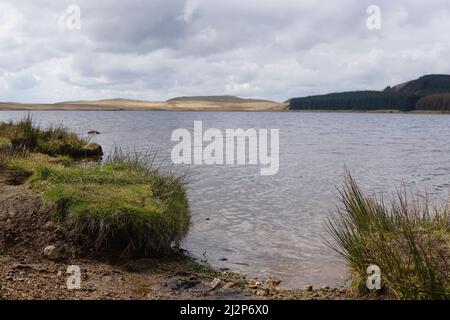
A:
[[289, 75, 450, 111]]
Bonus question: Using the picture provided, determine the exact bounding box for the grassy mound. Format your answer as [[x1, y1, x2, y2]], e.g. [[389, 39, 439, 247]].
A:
[[327, 173, 450, 299], [3, 151, 191, 258], [0, 116, 102, 157], [0, 117, 190, 258]]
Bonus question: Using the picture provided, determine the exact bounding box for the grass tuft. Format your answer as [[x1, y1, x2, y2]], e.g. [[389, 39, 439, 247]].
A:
[[326, 172, 450, 299]]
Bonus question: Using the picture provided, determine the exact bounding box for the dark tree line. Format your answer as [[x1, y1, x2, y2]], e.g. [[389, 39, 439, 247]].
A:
[[288, 75, 450, 112], [289, 91, 418, 111]]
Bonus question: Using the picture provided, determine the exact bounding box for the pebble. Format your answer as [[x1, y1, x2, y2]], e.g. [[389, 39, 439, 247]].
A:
[[304, 284, 313, 291], [223, 282, 236, 289], [209, 278, 222, 290], [44, 221, 56, 230], [256, 289, 269, 296], [43, 245, 62, 261]]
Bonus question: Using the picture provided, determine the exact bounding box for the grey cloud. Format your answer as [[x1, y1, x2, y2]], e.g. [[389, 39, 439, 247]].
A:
[[1, 0, 450, 103]]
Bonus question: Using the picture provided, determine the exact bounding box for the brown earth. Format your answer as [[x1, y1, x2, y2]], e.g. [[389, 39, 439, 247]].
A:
[[0, 168, 354, 300]]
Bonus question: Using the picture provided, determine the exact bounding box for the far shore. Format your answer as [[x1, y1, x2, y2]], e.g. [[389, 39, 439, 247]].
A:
[[2, 101, 449, 114], [0, 100, 288, 112]]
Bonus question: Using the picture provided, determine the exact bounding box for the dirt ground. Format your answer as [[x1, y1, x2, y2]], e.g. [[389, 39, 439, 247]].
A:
[[0, 168, 353, 300]]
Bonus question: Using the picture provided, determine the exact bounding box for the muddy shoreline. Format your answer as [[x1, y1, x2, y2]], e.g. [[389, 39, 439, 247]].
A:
[[0, 169, 355, 300]]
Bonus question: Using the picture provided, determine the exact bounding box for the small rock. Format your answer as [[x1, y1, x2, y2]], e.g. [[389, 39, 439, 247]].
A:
[[223, 282, 236, 289], [44, 221, 56, 230], [304, 284, 313, 291], [209, 278, 222, 290], [320, 286, 330, 291], [246, 280, 262, 290], [170, 277, 200, 291], [82, 143, 103, 157], [256, 289, 269, 296], [339, 287, 348, 294], [43, 245, 56, 256], [43, 245, 63, 261]]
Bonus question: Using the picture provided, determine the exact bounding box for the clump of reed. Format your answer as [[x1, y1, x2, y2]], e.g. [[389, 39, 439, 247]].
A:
[[326, 173, 450, 299]]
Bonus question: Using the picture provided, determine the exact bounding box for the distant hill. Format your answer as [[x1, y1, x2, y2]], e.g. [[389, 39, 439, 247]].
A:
[[0, 97, 287, 112], [384, 75, 450, 96], [289, 75, 450, 112], [56, 98, 149, 105], [167, 95, 275, 104]]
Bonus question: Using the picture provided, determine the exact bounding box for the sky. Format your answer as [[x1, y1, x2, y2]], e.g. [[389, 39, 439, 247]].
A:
[[1, 0, 450, 103]]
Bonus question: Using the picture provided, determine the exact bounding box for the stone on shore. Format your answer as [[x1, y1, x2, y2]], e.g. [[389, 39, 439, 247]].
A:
[[81, 143, 103, 157]]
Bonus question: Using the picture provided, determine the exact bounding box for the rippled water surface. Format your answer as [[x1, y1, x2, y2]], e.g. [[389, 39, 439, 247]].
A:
[[2, 111, 450, 288]]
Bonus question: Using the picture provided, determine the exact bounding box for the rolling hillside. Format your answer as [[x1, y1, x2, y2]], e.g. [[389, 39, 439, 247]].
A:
[[0, 97, 287, 112], [167, 95, 275, 104]]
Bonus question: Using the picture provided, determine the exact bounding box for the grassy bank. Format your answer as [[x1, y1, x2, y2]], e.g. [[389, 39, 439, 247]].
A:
[[0, 118, 191, 258], [327, 173, 450, 299], [0, 116, 102, 157]]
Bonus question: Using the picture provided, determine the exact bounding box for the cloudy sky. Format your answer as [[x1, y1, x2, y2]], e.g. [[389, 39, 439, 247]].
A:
[[1, 0, 450, 103]]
